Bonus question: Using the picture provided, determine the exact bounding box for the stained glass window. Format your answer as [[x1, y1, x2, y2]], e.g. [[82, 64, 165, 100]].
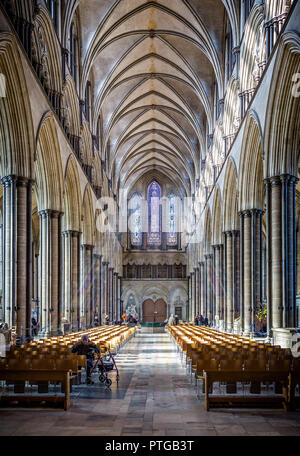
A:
[[130, 194, 142, 246], [167, 194, 177, 245], [147, 181, 161, 245]]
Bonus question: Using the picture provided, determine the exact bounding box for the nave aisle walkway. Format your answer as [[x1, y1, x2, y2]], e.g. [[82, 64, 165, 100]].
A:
[[1, 330, 300, 436]]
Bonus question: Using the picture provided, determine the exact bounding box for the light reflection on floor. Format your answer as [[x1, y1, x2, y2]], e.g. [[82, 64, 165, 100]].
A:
[[1, 329, 300, 436]]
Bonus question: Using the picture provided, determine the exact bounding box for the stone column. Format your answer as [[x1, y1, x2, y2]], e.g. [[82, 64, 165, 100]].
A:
[[224, 232, 233, 332], [93, 254, 102, 325], [205, 254, 213, 323], [240, 211, 251, 336], [232, 230, 240, 332], [118, 276, 123, 318], [1, 176, 33, 341], [108, 267, 113, 322], [250, 209, 263, 336], [114, 272, 119, 321], [102, 262, 108, 322], [62, 231, 80, 331], [213, 245, 223, 327], [196, 266, 200, 315], [188, 275, 191, 321], [199, 262, 205, 316], [194, 267, 199, 318], [191, 271, 195, 320], [81, 244, 94, 329], [266, 175, 298, 329], [39, 210, 63, 336]]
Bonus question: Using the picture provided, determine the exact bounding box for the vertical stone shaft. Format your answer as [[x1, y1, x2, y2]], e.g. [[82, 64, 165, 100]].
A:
[[225, 232, 233, 332], [39, 210, 62, 336], [205, 254, 213, 323], [2, 176, 33, 341], [82, 244, 93, 328]]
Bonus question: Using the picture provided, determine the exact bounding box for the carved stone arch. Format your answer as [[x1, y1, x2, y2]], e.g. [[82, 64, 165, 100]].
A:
[[264, 31, 300, 178], [211, 186, 222, 245], [223, 158, 239, 232], [35, 113, 64, 212], [0, 33, 34, 179], [63, 154, 82, 232], [238, 113, 264, 212], [82, 185, 96, 246], [32, 3, 63, 92]]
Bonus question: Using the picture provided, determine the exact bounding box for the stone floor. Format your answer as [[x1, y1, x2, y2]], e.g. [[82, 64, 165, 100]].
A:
[[1, 329, 300, 436]]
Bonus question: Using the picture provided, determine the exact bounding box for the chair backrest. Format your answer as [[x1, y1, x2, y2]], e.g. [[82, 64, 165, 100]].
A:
[[31, 359, 55, 370], [55, 358, 78, 372], [8, 358, 31, 370], [269, 359, 291, 372], [219, 359, 243, 371], [244, 359, 267, 371]]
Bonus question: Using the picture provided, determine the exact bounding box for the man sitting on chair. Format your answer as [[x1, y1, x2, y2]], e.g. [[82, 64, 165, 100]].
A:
[[71, 334, 100, 384]]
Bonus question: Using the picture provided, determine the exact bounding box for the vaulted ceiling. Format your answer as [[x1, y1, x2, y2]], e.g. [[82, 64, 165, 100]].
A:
[[75, 0, 237, 198]]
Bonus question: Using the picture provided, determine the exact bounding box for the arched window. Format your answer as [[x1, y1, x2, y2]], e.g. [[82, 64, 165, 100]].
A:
[[147, 181, 161, 246], [46, 0, 60, 33], [69, 15, 79, 89], [129, 194, 142, 247], [167, 194, 177, 246]]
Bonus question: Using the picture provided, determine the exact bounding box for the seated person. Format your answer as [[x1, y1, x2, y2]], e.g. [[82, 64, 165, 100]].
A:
[[71, 334, 100, 384]]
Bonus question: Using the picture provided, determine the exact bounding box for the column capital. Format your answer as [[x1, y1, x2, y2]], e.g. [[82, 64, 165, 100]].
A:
[[81, 244, 94, 251], [223, 230, 233, 237], [194, 266, 199, 272], [1, 175, 34, 187], [249, 208, 264, 217], [280, 173, 299, 185], [114, 272, 118, 277], [102, 261, 109, 266], [212, 243, 223, 250], [232, 45, 240, 56], [93, 253, 102, 260], [238, 210, 251, 218], [38, 209, 64, 219], [198, 261, 205, 267], [204, 253, 213, 259], [62, 229, 81, 238]]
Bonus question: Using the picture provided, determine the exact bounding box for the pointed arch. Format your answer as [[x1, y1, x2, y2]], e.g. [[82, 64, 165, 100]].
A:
[[82, 185, 95, 245], [239, 112, 264, 211], [211, 187, 222, 245], [63, 155, 82, 232], [0, 33, 34, 179], [223, 158, 239, 232], [35, 113, 64, 211], [264, 31, 300, 177]]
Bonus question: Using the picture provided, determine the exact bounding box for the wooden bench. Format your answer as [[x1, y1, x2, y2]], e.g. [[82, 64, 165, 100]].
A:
[[0, 368, 72, 410], [202, 369, 292, 411]]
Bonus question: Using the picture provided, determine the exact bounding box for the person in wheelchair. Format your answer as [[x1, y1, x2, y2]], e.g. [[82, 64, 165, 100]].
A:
[[71, 334, 100, 384]]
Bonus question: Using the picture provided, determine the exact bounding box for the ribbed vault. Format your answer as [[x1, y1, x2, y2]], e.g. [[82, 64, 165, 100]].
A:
[[65, 0, 235, 197]]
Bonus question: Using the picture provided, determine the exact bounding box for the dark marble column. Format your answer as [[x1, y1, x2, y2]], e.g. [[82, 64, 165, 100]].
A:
[[266, 175, 298, 329], [62, 231, 80, 331], [191, 271, 195, 320], [1, 176, 33, 342], [81, 244, 94, 329], [232, 230, 240, 332], [199, 262, 205, 317], [224, 232, 233, 332], [93, 254, 102, 325], [212, 245, 224, 327], [39, 209, 63, 336], [102, 262, 109, 322], [205, 254, 213, 323]]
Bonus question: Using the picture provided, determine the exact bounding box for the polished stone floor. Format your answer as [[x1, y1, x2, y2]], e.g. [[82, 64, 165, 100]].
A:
[[1, 329, 300, 436]]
